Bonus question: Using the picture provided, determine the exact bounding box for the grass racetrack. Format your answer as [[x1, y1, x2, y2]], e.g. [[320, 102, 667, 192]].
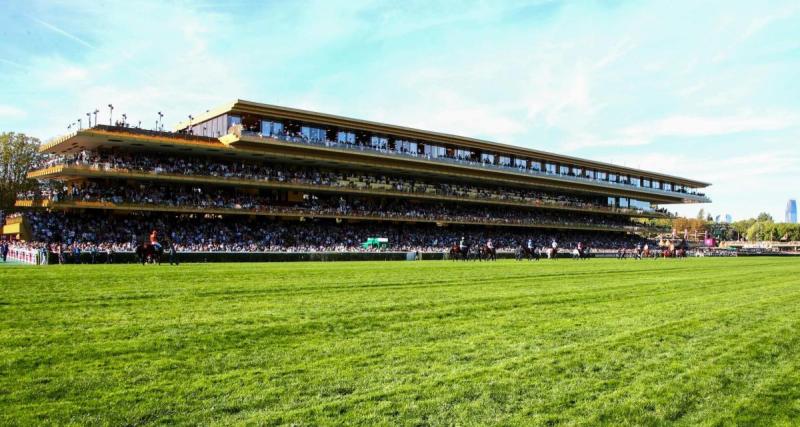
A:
[[2, 257, 800, 425]]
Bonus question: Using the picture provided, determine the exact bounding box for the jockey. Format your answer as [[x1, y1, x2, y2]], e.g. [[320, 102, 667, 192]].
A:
[[526, 238, 534, 250], [150, 229, 162, 251], [459, 236, 467, 251], [486, 239, 494, 250], [551, 240, 558, 250]]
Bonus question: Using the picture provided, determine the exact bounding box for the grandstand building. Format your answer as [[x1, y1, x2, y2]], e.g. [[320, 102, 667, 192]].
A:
[[5, 99, 710, 254]]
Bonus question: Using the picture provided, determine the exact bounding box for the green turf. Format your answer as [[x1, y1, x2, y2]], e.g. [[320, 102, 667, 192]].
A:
[[1, 258, 799, 426]]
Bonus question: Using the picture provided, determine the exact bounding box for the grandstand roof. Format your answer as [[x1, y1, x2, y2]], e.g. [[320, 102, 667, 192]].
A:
[[174, 99, 711, 189]]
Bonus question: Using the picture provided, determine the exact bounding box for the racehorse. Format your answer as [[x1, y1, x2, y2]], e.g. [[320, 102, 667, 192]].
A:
[[480, 244, 497, 261], [547, 246, 558, 259], [136, 242, 164, 265], [515, 245, 540, 261], [450, 244, 471, 261]]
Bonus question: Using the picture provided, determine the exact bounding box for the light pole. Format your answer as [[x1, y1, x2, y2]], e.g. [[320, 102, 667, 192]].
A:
[[86, 112, 91, 127], [77, 118, 82, 130], [93, 109, 99, 127], [157, 112, 163, 131], [122, 113, 127, 127], [108, 104, 114, 126], [188, 115, 193, 134]]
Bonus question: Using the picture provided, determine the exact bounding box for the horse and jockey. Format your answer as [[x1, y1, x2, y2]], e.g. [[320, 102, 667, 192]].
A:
[[547, 239, 559, 259], [515, 238, 540, 261], [571, 241, 591, 260], [450, 236, 496, 261], [136, 229, 165, 265]]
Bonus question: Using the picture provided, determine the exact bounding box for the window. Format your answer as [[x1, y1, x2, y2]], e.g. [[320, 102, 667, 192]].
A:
[[515, 158, 527, 169], [456, 149, 472, 160], [572, 167, 582, 176], [663, 182, 672, 191], [629, 199, 651, 211], [652, 180, 661, 189], [619, 197, 630, 208], [227, 115, 242, 128], [425, 145, 446, 158], [596, 171, 607, 181], [545, 163, 557, 174], [337, 131, 355, 144], [585, 170, 595, 179], [260, 120, 283, 136], [481, 153, 495, 164], [642, 178, 651, 188], [531, 161, 542, 171], [395, 140, 417, 154], [619, 174, 629, 184], [559, 165, 569, 175], [498, 156, 511, 166], [630, 177, 641, 187], [301, 126, 327, 141], [609, 173, 618, 182], [370, 136, 388, 150], [607, 197, 617, 207]]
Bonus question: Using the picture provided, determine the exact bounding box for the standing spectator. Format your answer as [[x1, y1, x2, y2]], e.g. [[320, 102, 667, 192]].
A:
[[168, 240, 179, 266]]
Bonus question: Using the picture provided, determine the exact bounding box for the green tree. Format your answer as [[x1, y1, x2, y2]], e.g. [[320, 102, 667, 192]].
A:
[[756, 212, 774, 222], [696, 208, 705, 220], [0, 132, 41, 210]]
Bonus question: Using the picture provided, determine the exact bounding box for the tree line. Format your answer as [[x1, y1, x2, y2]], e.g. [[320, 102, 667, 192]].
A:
[[0, 132, 41, 211]]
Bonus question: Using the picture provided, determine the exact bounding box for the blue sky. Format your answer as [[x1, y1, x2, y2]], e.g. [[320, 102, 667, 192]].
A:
[[1, 0, 799, 221]]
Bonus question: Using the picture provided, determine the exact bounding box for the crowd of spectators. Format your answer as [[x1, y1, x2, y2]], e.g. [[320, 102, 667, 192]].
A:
[[35, 150, 667, 216], [231, 125, 706, 199], [11, 211, 651, 254], [18, 182, 647, 231]]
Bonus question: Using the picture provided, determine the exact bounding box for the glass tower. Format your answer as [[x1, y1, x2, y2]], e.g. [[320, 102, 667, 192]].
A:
[[787, 199, 798, 223]]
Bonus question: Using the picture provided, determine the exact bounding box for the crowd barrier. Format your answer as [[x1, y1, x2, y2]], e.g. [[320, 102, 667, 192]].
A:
[[7, 248, 44, 264], [20, 248, 785, 265], [37, 250, 606, 264]]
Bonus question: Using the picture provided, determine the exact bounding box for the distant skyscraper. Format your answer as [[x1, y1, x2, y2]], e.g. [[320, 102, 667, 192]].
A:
[[787, 199, 798, 223]]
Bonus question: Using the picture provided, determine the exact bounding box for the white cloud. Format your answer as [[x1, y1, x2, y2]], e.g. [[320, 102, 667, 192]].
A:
[[622, 112, 800, 140], [0, 105, 27, 119]]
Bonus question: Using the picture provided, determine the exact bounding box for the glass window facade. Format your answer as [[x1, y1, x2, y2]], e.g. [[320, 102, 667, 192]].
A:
[[498, 156, 511, 166], [337, 131, 356, 144], [629, 199, 651, 211], [301, 126, 327, 141], [425, 145, 446, 158], [515, 158, 527, 168], [227, 115, 242, 128], [596, 171, 607, 181], [531, 161, 542, 171], [370, 136, 388, 150], [260, 120, 283, 136], [455, 149, 472, 160], [395, 140, 416, 154], [559, 165, 569, 175], [481, 153, 495, 164]]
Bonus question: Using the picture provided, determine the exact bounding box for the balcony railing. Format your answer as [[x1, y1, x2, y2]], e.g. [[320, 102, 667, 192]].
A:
[[27, 163, 670, 218], [237, 129, 710, 202], [15, 198, 668, 234]]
